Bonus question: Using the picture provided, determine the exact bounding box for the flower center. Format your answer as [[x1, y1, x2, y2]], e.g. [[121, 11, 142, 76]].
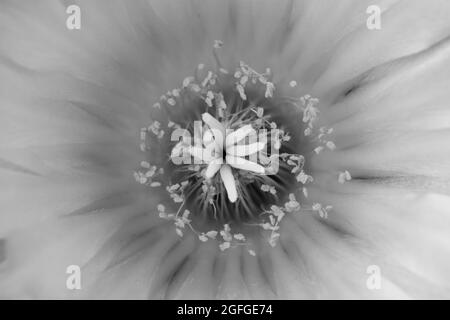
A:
[[134, 41, 340, 253], [191, 112, 269, 204]]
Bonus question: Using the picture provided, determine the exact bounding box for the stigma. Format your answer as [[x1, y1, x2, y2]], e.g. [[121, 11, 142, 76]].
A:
[[184, 112, 267, 203]]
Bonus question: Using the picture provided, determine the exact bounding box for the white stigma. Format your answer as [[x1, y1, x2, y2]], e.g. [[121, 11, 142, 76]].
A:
[[195, 112, 267, 203]]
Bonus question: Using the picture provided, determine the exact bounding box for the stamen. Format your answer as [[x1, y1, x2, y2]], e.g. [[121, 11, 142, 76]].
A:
[[338, 170, 352, 184], [136, 41, 339, 253]]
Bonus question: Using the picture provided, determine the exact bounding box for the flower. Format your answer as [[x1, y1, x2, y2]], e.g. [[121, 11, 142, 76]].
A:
[[1, 0, 450, 300]]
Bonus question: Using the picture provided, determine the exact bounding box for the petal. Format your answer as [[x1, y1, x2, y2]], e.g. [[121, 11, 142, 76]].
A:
[[219, 164, 238, 203], [226, 155, 265, 174], [227, 141, 266, 157], [225, 125, 255, 147], [204, 158, 223, 179], [312, 0, 450, 98]]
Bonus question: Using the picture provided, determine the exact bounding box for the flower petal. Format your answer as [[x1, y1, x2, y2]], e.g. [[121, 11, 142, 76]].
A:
[[219, 164, 238, 203], [226, 155, 265, 174]]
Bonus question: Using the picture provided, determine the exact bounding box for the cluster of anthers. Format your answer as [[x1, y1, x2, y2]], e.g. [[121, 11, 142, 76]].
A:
[[134, 41, 351, 256]]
